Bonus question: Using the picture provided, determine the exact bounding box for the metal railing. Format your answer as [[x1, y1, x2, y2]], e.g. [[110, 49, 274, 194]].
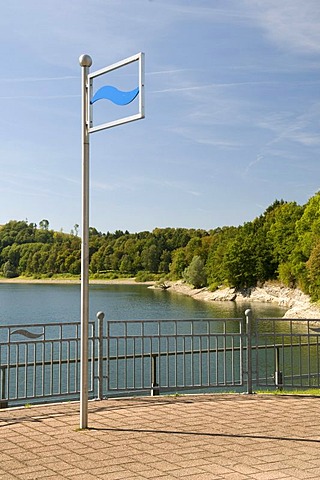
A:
[[254, 316, 320, 389], [106, 317, 245, 395], [0, 321, 96, 406], [1, 310, 320, 408]]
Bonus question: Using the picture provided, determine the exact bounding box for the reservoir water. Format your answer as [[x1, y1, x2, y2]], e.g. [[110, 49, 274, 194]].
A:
[[0, 282, 287, 325], [1, 283, 318, 404]]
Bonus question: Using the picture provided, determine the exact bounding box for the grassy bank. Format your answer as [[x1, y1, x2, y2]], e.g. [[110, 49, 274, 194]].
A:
[[256, 388, 320, 396], [0, 274, 154, 285]]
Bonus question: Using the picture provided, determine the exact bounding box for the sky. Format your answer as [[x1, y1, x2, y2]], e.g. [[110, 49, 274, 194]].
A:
[[1, 0, 320, 234]]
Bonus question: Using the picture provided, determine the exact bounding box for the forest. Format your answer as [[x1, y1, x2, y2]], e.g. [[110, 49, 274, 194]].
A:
[[1, 192, 320, 301]]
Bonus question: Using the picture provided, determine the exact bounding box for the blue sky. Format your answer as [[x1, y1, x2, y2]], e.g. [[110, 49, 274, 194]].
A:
[[1, 1, 320, 234]]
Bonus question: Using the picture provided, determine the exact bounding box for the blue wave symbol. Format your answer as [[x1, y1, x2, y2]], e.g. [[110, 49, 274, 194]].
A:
[[91, 86, 139, 106]]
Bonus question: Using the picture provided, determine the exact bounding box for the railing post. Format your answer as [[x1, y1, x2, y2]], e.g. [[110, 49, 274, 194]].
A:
[[245, 309, 253, 394], [151, 354, 159, 396], [0, 366, 8, 409], [96, 311, 105, 400], [275, 346, 283, 390]]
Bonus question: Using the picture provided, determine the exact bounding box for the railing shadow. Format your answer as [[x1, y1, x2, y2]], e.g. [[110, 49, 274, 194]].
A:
[[88, 425, 320, 444]]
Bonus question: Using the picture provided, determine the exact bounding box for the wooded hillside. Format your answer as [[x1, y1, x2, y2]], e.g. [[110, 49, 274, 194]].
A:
[[1, 192, 320, 301]]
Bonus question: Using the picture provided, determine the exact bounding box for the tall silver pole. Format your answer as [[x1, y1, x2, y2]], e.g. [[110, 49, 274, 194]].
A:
[[79, 54, 92, 429]]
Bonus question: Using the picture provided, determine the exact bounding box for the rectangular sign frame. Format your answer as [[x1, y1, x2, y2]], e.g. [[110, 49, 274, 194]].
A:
[[88, 52, 145, 133]]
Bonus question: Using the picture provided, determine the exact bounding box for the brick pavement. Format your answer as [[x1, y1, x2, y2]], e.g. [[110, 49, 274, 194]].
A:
[[1, 394, 320, 479]]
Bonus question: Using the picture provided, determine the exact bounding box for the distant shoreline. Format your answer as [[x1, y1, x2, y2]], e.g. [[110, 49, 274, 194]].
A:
[[0, 277, 154, 286], [2, 277, 320, 319]]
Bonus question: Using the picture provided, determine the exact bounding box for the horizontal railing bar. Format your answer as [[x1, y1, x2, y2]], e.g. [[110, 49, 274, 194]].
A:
[[108, 382, 245, 393], [108, 347, 240, 361], [1, 340, 318, 370], [1, 357, 86, 370], [107, 341, 320, 360], [254, 342, 320, 348], [108, 332, 242, 340], [0, 348, 237, 370], [0, 321, 94, 329], [107, 318, 243, 323]]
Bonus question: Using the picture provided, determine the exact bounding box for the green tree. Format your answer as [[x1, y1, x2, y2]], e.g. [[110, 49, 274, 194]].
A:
[[170, 248, 187, 279], [119, 255, 134, 274], [141, 244, 160, 273], [286, 192, 320, 291], [223, 220, 276, 288], [2, 260, 18, 278], [183, 255, 207, 288], [266, 201, 303, 264], [296, 192, 320, 258], [39, 219, 49, 230], [306, 242, 320, 301], [206, 226, 237, 287], [158, 250, 171, 274]]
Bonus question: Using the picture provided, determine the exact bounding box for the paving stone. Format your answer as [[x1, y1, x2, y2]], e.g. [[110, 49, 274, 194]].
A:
[[1, 394, 320, 479]]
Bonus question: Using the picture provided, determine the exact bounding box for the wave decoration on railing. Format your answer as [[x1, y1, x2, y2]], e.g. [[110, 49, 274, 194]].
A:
[[10, 329, 44, 339], [90, 86, 139, 106]]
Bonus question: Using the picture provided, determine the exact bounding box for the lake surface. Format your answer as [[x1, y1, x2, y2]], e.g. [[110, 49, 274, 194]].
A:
[[0, 283, 287, 325], [1, 283, 315, 405]]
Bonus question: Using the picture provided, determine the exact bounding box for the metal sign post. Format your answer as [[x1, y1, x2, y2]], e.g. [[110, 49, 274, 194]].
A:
[[79, 53, 145, 429]]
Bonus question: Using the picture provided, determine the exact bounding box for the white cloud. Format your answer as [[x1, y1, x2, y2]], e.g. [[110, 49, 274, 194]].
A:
[[245, 0, 320, 54], [0, 76, 78, 83], [257, 101, 320, 148]]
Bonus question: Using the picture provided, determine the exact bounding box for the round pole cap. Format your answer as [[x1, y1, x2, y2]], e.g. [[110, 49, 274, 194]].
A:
[[79, 54, 92, 67], [96, 311, 105, 321]]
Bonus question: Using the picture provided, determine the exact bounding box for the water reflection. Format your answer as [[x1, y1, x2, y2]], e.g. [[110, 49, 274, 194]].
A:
[[0, 282, 287, 325]]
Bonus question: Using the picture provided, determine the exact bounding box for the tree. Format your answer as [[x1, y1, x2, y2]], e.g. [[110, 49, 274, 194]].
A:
[[39, 219, 49, 230], [2, 260, 18, 278], [158, 250, 171, 274], [206, 226, 237, 287], [266, 202, 303, 264], [141, 244, 160, 273], [183, 256, 207, 288], [306, 242, 320, 301], [119, 255, 133, 274], [170, 248, 187, 279], [223, 220, 276, 288], [296, 192, 320, 258]]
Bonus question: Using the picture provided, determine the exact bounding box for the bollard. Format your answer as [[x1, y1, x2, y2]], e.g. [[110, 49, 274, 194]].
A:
[[96, 311, 105, 400], [151, 354, 159, 396]]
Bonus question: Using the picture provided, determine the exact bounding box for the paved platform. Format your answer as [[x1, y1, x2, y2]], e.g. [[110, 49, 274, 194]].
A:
[[1, 394, 320, 479]]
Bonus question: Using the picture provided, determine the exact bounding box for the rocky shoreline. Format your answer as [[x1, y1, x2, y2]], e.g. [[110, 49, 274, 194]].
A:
[[164, 281, 320, 319]]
